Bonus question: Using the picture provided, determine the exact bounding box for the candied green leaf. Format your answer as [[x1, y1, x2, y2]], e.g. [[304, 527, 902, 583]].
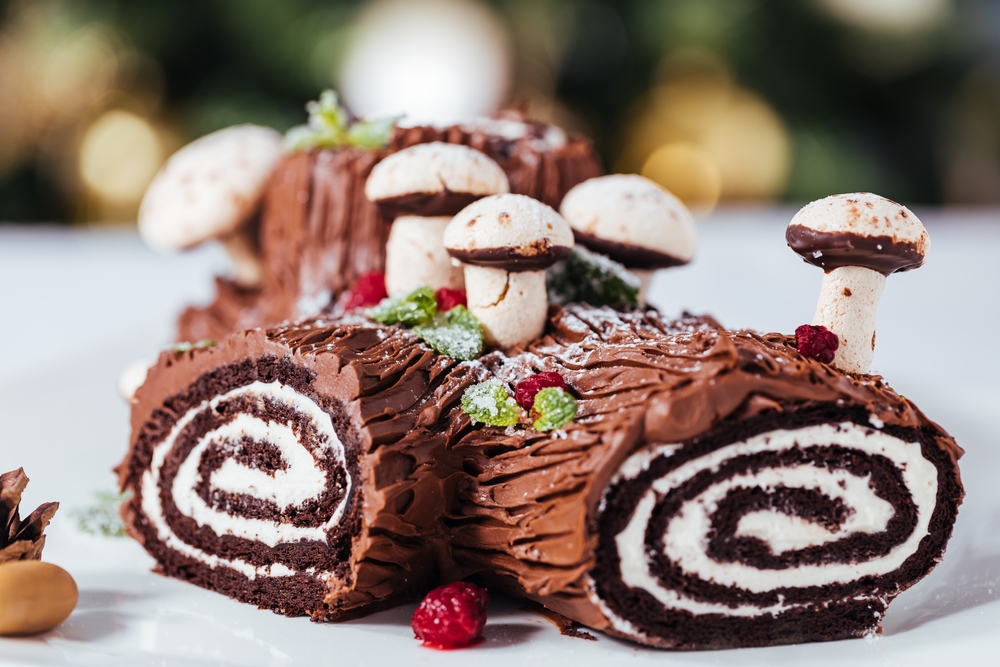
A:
[[347, 115, 403, 150], [461, 380, 520, 427], [546, 246, 641, 309], [414, 305, 484, 361], [366, 286, 437, 326], [285, 89, 399, 152], [71, 490, 132, 538], [168, 339, 216, 354], [532, 386, 578, 432]]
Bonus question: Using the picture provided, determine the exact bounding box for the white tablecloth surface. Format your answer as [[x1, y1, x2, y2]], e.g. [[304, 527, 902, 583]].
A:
[[1, 208, 998, 665]]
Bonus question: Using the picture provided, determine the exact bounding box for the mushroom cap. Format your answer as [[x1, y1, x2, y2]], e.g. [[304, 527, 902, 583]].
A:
[[786, 192, 929, 275], [139, 125, 283, 251], [559, 174, 697, 269], [443, 193, 574, 271], [365, 142, 509, 217]]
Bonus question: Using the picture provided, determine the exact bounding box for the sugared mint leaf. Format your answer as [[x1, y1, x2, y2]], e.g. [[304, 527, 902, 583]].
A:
[[366, 286, 437, 326], [414, 305, 484, 361], [546, 246, 640, 309], [168, 339, 216, 354], [71, 490, 132, 538], [461, 380, 520, 427], [532, 386, 577, 432], [285, 89, 399, 152], [347, 116, 401, 150]]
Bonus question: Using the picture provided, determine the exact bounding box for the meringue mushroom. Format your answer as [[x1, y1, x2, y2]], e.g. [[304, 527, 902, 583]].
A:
[[559, 174, 697, 303], [138, 124, 283, 288], [444, 194, 573, 349], [365, 142, 509, 297], [787, 192, 929, 374]]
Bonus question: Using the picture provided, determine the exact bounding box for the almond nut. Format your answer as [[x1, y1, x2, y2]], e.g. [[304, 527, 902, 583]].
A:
[[0, 561, 78, 635]]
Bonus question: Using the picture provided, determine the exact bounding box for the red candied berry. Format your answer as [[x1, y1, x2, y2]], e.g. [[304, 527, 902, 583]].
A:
[[436, 288, 467, 312], [412, 581, 489, 649], [344, 273, 387, 310], [795, 324, 839, 363], [514, 372, 567, 410]]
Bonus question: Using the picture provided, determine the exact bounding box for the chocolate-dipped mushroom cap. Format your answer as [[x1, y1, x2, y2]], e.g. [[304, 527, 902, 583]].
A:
[[365, 141, 510, 218], [786, 192, 929, 275], [444, 193, 573, 348], [786, 192, 929, 374], [139, 124, 282, 288], [365, 142, 510, 296], [559, 174, 697, 300]]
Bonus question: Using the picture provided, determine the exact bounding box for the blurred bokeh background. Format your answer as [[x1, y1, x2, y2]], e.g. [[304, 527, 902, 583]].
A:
[[2, 0, 1000, 224]]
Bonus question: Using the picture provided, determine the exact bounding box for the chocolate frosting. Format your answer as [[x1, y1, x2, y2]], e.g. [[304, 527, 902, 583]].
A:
[[786, 224, 926, 275], [572, 230, 688, 269]]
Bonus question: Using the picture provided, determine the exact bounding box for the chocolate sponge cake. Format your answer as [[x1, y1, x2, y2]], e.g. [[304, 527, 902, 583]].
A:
[[118, 304, 963, 646]]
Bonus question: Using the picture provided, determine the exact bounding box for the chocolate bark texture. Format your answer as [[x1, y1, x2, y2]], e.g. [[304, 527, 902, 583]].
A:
[[124, 305, 962, 647], [176, 118, 602, 343], [449, 306, 964, 649]]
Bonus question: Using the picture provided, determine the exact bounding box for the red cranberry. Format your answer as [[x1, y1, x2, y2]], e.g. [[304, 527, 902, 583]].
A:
[[795, 324, 839, 363], [436, 288, 467, 312], [344, 273, 387, 310], [514, 372, 567, 410], [412, 581, 489, 649]]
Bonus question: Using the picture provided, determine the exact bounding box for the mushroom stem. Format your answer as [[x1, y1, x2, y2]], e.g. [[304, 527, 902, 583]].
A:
[[219, 230, 263, 288], [633, 269, 655, 305], [464, 265, 547, 349], [813, 266, 886, 374], [385, 216, 464, 297]]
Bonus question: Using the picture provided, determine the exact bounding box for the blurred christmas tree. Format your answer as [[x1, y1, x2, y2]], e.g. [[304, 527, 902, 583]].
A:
[[0, 0, 996, 223]]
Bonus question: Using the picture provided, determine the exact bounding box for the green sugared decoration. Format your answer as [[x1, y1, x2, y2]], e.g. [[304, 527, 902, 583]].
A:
[[285, 90, 399, 152], [461, 380, 520, 427], [546, 246, 641, 309], [168, 339, 216, 354], [414, 305, 484, 361], [72, 490, 132, 538], [531, 386, 578, 432], [366, 286, 437, 326]]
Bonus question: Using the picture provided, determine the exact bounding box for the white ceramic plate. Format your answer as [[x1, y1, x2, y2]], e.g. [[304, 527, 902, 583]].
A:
[[2, 212, 999, 666]]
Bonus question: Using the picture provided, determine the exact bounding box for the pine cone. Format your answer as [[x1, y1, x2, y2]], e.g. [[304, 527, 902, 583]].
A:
[[1, 468, 58, 564]]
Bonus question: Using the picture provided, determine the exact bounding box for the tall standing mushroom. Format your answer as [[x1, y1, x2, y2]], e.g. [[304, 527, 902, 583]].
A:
[[786, 192, 929, 374], [443, 194, 573, 348], [365, 142, 509, 297], [559, 174, 697, 303], [139, 125, 283, 288]]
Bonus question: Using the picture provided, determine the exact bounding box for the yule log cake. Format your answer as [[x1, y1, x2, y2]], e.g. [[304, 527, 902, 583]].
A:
[[119, 180, 962, 647], [118, 302, 962, 647]]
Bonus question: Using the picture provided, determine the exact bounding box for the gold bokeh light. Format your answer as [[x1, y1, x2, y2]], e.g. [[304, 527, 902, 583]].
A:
[[79, 110, 163, 207]]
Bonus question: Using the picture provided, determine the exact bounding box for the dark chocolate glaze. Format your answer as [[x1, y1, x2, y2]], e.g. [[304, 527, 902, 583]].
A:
[[375, 189, 484, 219], [573, 230, 689, 269], [785, 224, 926, 275], [448, 243, 572, 271]]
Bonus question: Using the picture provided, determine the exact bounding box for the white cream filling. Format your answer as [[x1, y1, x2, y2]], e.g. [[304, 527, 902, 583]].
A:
[[603, 422, 937, 620], [140, 381, 352, 579]]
